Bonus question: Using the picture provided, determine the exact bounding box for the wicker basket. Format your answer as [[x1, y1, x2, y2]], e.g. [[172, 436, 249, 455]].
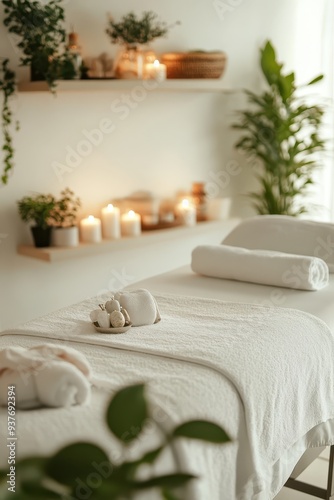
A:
[[161, 51, 227, 79]]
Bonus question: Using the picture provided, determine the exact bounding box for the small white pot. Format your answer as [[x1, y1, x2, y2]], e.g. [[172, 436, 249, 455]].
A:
[[207, 197, 232, 221], [52, 226, 79, 247]]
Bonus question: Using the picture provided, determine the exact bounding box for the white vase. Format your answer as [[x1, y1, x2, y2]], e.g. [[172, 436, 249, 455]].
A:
[[52, 226, 79, 247]]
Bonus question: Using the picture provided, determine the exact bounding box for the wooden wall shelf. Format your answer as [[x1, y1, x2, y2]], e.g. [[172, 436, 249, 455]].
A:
[[18, 79, 236, 93], [17, 219, 239, 263]]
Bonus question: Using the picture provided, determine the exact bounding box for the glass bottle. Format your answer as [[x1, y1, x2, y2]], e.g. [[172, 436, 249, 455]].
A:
[[67, 31, 82, 79], [191, 182, 208, 221], [114, 45, 144, 79]]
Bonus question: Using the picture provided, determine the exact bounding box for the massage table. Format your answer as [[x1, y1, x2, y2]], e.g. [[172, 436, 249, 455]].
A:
[[134, 266, 334, 499], [1, 266, 334, 499]]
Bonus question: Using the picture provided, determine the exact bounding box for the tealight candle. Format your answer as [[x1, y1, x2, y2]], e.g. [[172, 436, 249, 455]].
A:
[[145, 59, 167, 81], [177, 199, 197, 227], [80, 215, 102, 243], [121, 210, 141, 237], [101, 204, 121, 239]]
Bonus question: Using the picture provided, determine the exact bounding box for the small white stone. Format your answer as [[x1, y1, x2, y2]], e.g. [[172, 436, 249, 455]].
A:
[[97, 310, 110, 329], [110, 311, 125, 328], [105, 299, 121, 313], [90, 309, 101, 322], [121, 308, 131, 324]]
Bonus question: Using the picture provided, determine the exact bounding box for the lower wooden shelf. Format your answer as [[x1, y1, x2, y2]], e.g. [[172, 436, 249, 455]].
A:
[[17, 219, 239, 263]]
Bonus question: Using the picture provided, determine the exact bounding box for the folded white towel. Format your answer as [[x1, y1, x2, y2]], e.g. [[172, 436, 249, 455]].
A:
[[115, 289, 161, 327], [191, 245, 329, 291], [222, 215, 334, 272], [0, 344, 92, 409]]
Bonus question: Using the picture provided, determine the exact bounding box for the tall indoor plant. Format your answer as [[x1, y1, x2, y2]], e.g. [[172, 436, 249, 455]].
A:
[[233, 41, 325, 216]]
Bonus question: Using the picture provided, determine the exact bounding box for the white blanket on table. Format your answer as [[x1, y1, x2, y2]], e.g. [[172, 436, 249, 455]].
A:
[[2, 293, 334, 499]]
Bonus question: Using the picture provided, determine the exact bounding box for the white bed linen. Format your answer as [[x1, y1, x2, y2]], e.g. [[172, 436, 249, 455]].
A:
[[134, 266, 334, 331], [1, 280, 334, 499], [0, 325, 243, 500], [222, 215, 334, 272], [132, 267, 334, 495]]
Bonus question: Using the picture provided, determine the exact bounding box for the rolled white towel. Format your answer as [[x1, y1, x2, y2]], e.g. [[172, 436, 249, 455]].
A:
[[115, 289, 161, 327], [191, 245, 329, 291], [222, 215, 334, 272], [0, 344, 92, 409]]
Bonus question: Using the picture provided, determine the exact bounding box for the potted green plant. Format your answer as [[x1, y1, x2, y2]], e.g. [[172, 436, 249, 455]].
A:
[[233, 40, 325, 216], [2, 0, 76, 92], [51, 188, 81, 247], [106, 11, 177, 79], [0, 57, 19, 185], [18, 193, 56, 247]]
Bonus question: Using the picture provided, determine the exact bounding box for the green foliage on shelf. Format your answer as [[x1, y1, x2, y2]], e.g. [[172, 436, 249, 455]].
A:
[[18, 188, 81, 228], [106, 11, 177, 46], [18, 193, 56, 229], [2, 0, 75, 92], [233, 40, 326, 216], [50, 187, 81, 228], [0, 58, 19, 185], [0, 383, 230, 499]]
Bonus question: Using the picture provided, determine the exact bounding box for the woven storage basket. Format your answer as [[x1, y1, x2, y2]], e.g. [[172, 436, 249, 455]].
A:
[[161, 51, 227, 79]]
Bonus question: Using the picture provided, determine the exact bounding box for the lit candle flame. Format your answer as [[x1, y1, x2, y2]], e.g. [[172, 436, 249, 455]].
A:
[[88, 215, 95, 221], [182, 199, 190, 208], [128, 210, 135, 218], [153, 59, 160, 68], [107, 204, 114, 211]]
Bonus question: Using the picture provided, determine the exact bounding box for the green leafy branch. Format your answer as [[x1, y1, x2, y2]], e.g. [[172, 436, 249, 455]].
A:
[[0, 58, 19, 185], [2, 0, 68, 93], [18, 193, 56, 229], [0, 384, 231, 499], [233, 40, 326, 216], [50, 187, 81, 228], [106, 11, 179, 46]]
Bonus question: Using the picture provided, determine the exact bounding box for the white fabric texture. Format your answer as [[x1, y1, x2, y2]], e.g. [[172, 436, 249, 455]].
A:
[[134, 266, 334, 335], [191, 244, 329, 291], [114, 288, 161, 326], [222, 215, 334, 272], [1, 293, 334, 499], [0, 345, 91, 409]]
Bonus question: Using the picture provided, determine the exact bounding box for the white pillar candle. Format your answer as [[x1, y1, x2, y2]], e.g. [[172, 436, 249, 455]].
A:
[[177, 199, 197, 227], [121, 210, 141, 237], [80, 215, 102, 243], [101, 204, 121, 239], [207, 197, 232, 220], [145, 60, 167, 81]]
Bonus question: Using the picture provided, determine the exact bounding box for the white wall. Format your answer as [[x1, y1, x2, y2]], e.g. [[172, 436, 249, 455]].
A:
[[0, 0, 300, 330]]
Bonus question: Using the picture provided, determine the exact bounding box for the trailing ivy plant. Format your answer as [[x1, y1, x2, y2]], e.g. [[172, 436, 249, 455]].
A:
[[233, 40, 325, 216], [0, 58, 19, 185], [2, 0, 68, 92], [0, 384, 230, 499]]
